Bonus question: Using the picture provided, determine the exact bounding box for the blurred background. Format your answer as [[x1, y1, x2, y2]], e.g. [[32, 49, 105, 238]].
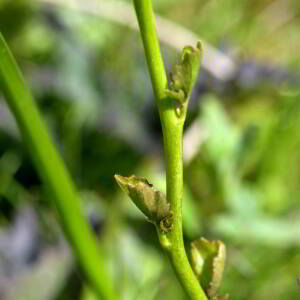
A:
[[1, 0, 300, 299]]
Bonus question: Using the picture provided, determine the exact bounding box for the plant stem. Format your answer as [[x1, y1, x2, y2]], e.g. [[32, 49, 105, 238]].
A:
[[133, 1, 208, 299], [133, 0, 167, 101], [162, 119, 208, 300], [0, 32, 117, 300]]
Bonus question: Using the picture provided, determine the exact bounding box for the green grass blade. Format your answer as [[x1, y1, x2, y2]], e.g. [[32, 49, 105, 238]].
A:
[[0, 32, 116, 300]]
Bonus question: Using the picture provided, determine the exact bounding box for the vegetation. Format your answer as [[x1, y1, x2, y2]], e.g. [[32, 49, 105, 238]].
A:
[[0, 0, 300, 300]]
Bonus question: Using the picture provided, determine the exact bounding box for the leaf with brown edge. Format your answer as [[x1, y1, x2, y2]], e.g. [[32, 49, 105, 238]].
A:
[[114, 175, 171, 228], [190, 237, 226, 299]]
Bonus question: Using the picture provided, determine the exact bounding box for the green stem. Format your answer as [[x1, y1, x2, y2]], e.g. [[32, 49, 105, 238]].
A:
[[0, 32, 117, 300], [162, 121, 207, 300], [133, 0, 167, 101], [133, 1, 207, 300]]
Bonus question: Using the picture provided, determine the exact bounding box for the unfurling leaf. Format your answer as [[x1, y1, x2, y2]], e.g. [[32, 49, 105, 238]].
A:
[[190, 237, 226, 299], [166, 41, 202, 105], [114, 175, 172, 230]]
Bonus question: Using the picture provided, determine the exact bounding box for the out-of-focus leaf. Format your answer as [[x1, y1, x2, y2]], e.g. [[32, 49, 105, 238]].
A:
[[107, 226, 163, 300], [81, 286, 98, 300], [214, 214, 300, 247], [200, 96, 258, 215]]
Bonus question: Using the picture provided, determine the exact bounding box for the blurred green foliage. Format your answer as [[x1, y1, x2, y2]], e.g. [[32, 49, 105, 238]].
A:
[[0, 0, 300, 300]]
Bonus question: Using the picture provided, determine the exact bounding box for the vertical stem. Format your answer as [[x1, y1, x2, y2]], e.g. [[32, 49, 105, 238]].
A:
[[133, 0, 167, 101], [0, 33, 117, 300], [162, 121, 207, 300], [133, 1, 207, 299]]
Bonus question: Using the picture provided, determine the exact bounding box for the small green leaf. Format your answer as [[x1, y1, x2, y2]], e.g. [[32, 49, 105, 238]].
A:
[[114, 175, 171, 229], [166, 41, 202, 105], [190, 238, 226, 299]]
